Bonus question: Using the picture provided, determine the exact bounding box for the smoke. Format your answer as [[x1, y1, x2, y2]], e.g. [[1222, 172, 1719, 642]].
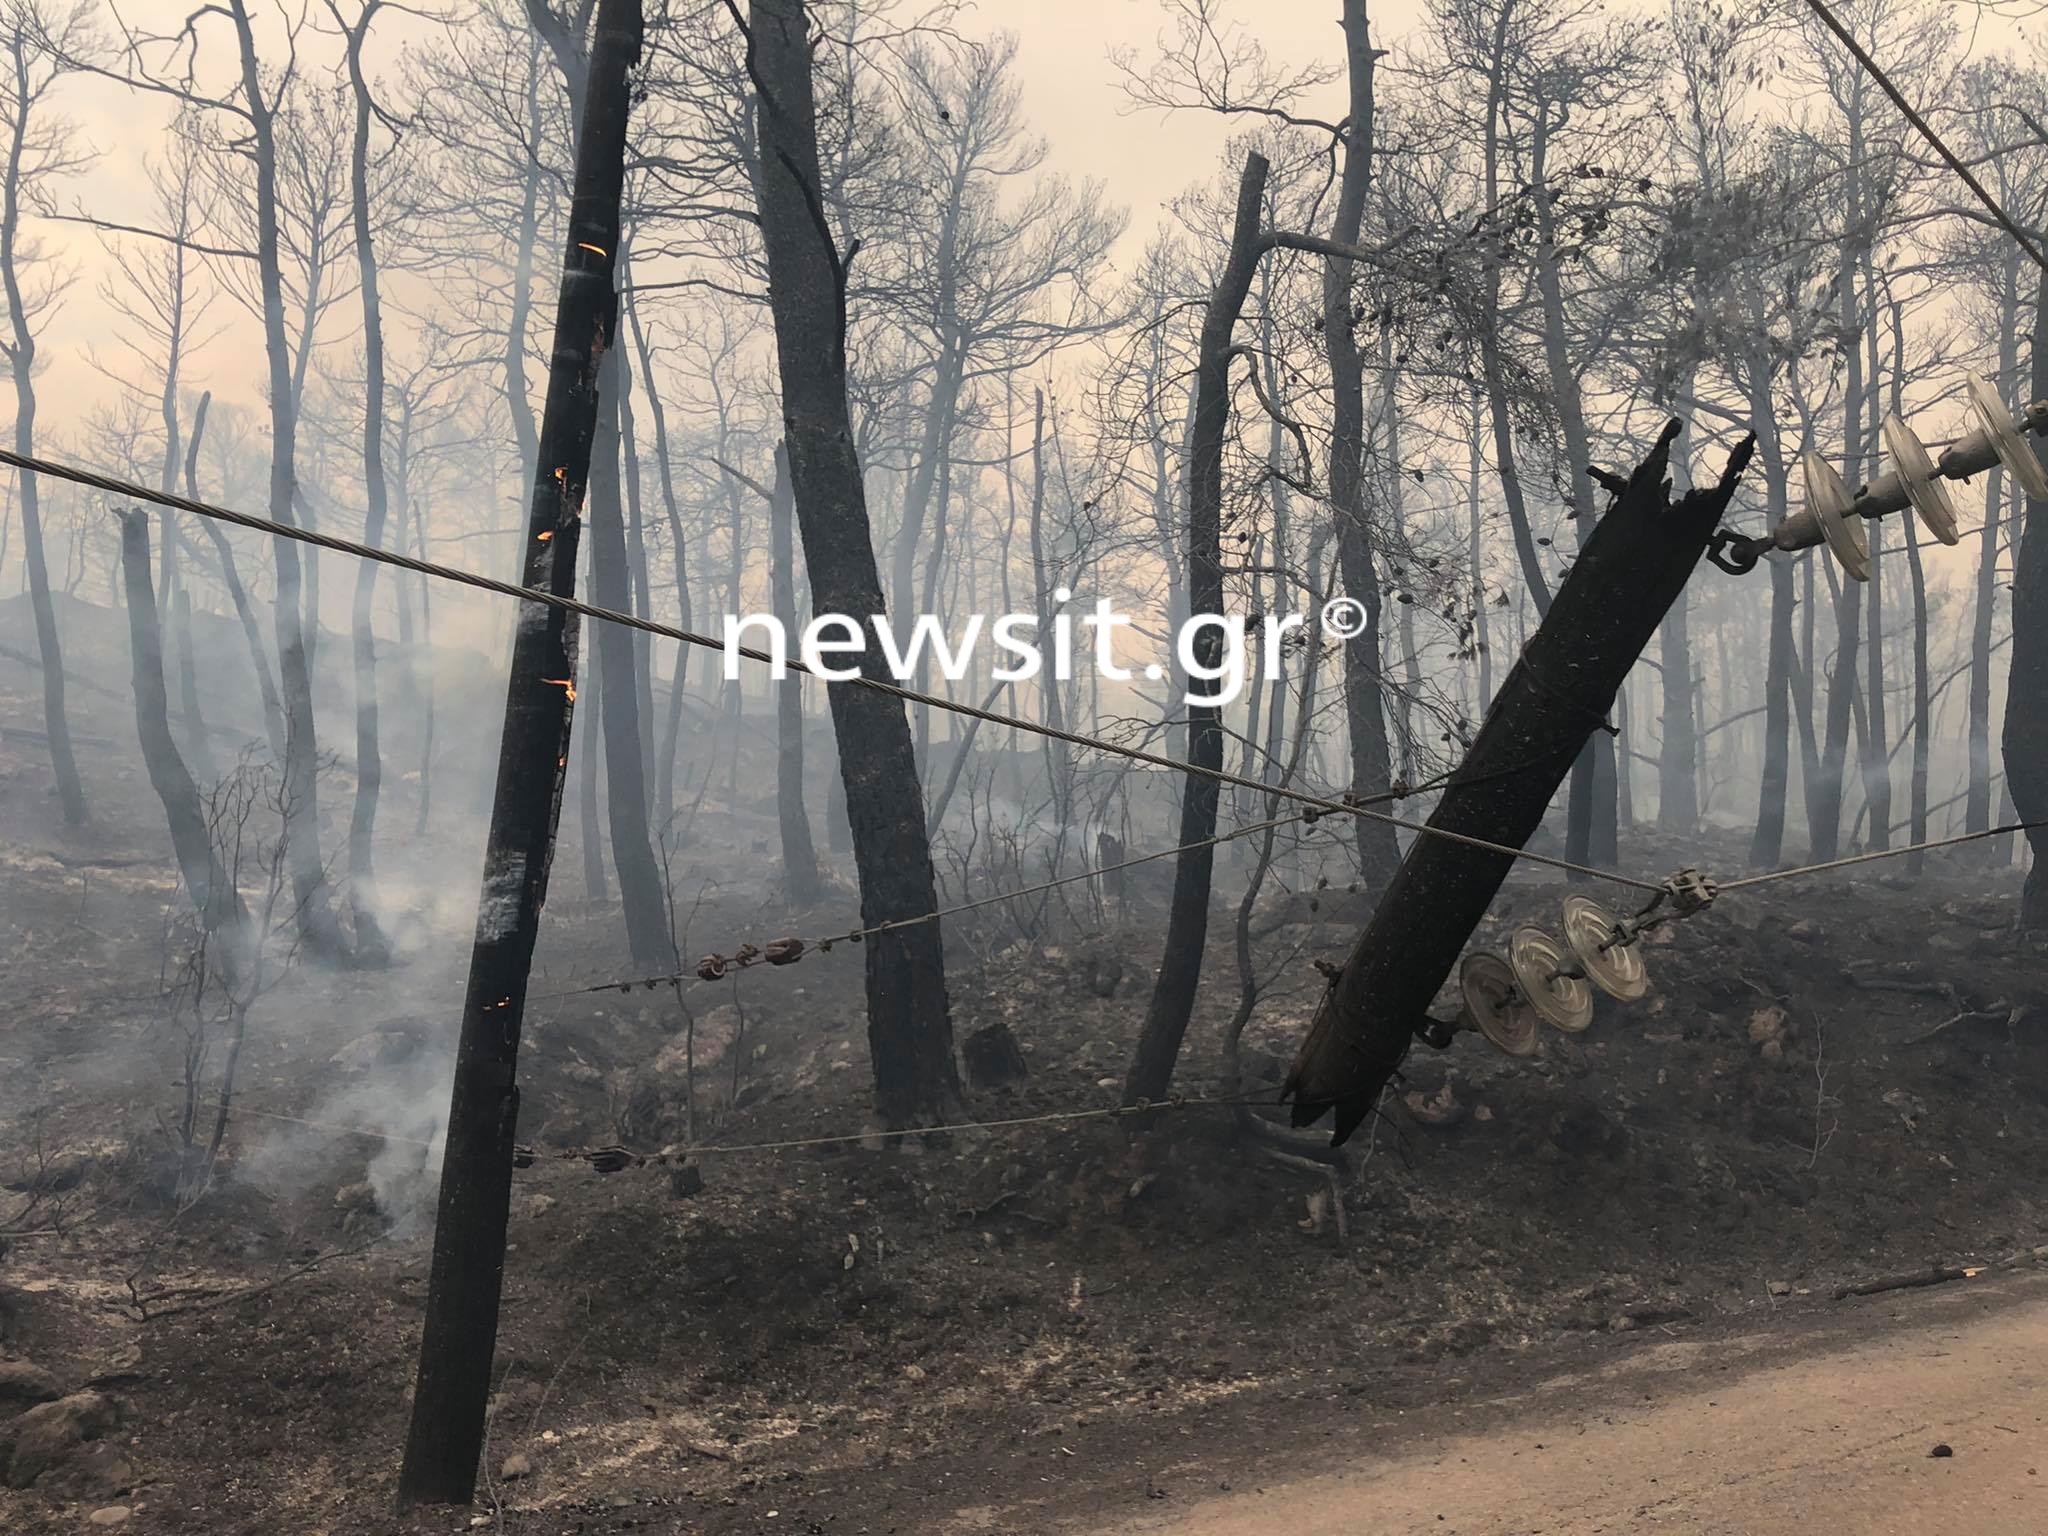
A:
[[242, 1031, 454, 1236]]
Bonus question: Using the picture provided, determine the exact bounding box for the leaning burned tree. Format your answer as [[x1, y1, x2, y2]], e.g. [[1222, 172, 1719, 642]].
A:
[[396, 0, 642, 1506], [747, 0, 960, 1127], [1287, 425, 1753, 1143]]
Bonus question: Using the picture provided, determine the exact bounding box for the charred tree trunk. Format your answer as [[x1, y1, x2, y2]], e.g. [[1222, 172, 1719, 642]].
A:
[[749, 0, 959, 1127], [1969, 249, 2021, 837], [1748, 400, 1794, 868], [1122, 151, 1268, 1105], [1286, 427, 1752, 1143], [229, 0, 345, 960], [1324, 1, 1399, 887], [769, 443, 819, 905], [396, 0, 641, 1502], [1027, 389, 1071, 821], [339, 1, 392, 966], [2004, 263, 2048, 930], [0, 37, 83, 824], [588, 344, 670, 969], [117, 512, 244, 943], [1529, 109, 1616, 873], [618, 352, 656, 782], [623, 286, 692, 830], [578, 644, 608, 901]]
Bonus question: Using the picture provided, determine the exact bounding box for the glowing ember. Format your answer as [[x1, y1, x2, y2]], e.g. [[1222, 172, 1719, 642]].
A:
[[543, 677, 577, 703]]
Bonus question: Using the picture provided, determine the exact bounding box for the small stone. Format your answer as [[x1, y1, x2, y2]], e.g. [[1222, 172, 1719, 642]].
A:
[[1768, 1280, 1792, 1297], [86, 1507, 130, 1527], [1607, 1313, 1637, 1333], [522, 1193, 556, 1219], [901, 1363, 926, 1381], [1931, 1443, 1954, 1458], [500, 1452, 533, 1480]]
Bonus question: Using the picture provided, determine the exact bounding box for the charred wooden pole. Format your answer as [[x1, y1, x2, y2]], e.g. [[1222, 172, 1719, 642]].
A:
[[396, 0, 642, 1505], [1286, 424, 1753, 1144], [2005, 261, 2048, 929]]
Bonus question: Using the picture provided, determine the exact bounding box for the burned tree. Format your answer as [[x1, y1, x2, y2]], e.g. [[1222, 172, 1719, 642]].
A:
[[1324, 0, 1401, 889], [1121, 150, 1268, 1106], [397, 0, 642, 1505], [0, 6, 91, 825], [746, 0, 959, 1128], [330, 0, 396, 966], [587, 340, 670, 970], [1287, 425, 1752, 1142], [117, 511, 244, 943]]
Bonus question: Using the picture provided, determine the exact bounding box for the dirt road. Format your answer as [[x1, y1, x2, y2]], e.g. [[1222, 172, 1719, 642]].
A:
[[1086, 1274, 2047, 1536]]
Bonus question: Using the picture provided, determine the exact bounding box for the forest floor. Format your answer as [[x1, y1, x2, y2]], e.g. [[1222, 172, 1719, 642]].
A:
[[2, 598, 2047, 1534]]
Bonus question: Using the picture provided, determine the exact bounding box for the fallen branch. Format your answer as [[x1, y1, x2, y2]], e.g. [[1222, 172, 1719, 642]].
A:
[[128, 1240, 375, 1321], [1903, 1007, 2012, 1048], [1831, 1264, 1978, 1301]]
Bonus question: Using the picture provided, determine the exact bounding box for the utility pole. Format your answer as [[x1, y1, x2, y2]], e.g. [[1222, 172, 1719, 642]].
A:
[[397, 0, 643, 1504], [2004, 262, 2048, 928], [1286, 425, 1753, 1144]]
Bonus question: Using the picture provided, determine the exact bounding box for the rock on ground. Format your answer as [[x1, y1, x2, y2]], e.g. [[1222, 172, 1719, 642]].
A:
[[0, 1390, 120, 1488]]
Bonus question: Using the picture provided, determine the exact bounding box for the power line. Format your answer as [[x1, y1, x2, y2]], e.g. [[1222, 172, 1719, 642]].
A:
[[0, 445, 1662, 893], [1717, 819, 2043, 890], [1796, 0, 2048, 274], [234, 1089, 1294, 1162], [535, 804, 1331, 997]]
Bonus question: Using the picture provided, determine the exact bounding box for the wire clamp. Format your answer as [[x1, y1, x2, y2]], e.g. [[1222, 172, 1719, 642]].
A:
[[1706, 528, 1766, 575], [1660, 867, 1719, 918]]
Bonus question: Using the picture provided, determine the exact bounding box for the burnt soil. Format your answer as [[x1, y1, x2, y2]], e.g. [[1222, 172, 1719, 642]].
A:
[[2, 608, 2047, 1535]]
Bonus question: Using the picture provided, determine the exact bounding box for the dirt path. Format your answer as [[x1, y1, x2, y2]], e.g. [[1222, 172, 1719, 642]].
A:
[[1083, 1275, 2048, 1536]]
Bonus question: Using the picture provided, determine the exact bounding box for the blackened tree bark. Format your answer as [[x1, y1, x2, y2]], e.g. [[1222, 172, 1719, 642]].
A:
[[396, 0, 641, 1503], [1747, 358, 1795, 868], [747, 0, 959, 1127], [587, 342, 670, 970], [1324, 0, 1400, 888], [2004, 262, 2048, 930], [1969, 248, 2021, 838], [117, 512, 244, 944], [1121, 151, 1268, 1106], [1527, 104, 1618, 873], [187, 392, 286, 759], [228, 0, 346, 960], [578, 628, 608, 900], [1287, 427, 1752, 1143], [623, 284, 694, 830], [768, 442, 820, 905], [0, 18, 84, 824], [333, 0, 394, 965]]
